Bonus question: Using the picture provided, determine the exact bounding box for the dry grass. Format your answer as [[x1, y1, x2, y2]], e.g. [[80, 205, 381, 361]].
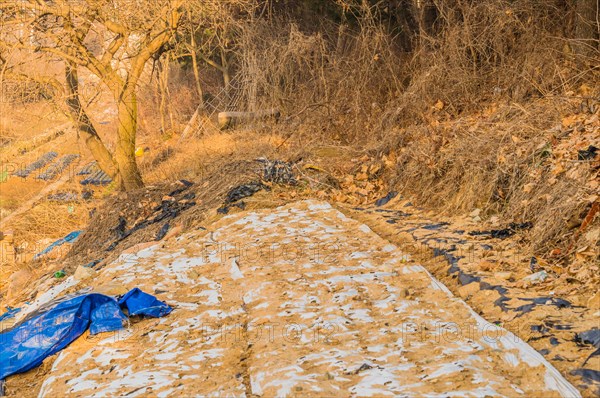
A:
[[230, 0, 598, 259]]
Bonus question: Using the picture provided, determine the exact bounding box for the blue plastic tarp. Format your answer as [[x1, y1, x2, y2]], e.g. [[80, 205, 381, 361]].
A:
[[0, 288, 171, 381], [33, 230, 83, 260], [0, 307, 20, 322]]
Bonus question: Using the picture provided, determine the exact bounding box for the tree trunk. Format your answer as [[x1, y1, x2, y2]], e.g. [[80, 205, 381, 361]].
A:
[[65, 63, 119, 179], [189, 29, 205, 107], [574, 0, 599, 57], [220, 49, 231, 108], [115, 84, 144, 190]]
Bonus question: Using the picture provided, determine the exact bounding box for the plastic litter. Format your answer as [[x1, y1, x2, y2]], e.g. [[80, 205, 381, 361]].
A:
[[576, 328, 600, 365], [469, 222, 533, 239], [53, 270, 65, 278], [47, 190, 93, 202], [0, 288, 171, 383], [80, 169, 112, 185], [83, 259, 102, 268], [226, 181, 266, 203], [570, 368, 600, 389], [218, 182, 267, 214], [155, 222, 170, 240], [106, 181, 196, 251], [77, 161, 98, 175], [33, 231, 83, 260], [0, 307, 20, 322], [375, 191, 398, 206], [256, 158, 297, 184], [12, 151, 58, 178], [578, 145, 598, 161], [36, 154, 79, 181]]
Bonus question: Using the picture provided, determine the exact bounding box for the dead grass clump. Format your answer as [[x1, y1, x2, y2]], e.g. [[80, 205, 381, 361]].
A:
[[237, 13, 406, 143], [64, 159, 265, 272], [383, 96, 599, 258], [383, 0, 594, 127]]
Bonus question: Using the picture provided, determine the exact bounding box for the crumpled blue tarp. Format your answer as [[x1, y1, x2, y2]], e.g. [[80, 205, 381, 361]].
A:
[[0, 288, 171, 381], [0, 307, 20, 322], [33, 230, 83, 260]]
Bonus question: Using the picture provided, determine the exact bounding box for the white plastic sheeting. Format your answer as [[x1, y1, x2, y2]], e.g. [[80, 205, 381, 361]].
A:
[[31, 200, 579, 397]]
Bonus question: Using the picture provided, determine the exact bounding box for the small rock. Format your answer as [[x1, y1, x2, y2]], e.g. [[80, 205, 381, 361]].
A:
[[74, 265, 96, 281], [6, 269, 33, 302], [522, 270, 551, 284], [470, 208, 482, 217], [494, 272, 512, 280], [398, 288, 410, 298]]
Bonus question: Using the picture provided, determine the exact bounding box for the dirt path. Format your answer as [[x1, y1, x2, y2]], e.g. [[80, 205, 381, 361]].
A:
[[4, 200, 580, 397], [343, 199, 599, 397]]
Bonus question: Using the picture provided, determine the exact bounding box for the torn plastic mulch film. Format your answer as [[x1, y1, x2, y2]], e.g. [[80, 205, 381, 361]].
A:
[[0, 288, 171, 392], [33, 230, 83, 260]]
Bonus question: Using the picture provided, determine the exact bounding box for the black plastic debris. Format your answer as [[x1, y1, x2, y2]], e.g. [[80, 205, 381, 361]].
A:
[[81, 169, 112, 185], [47, 190, 93, 202], [218, 181, 269, 213], [374, 209, 395, 213], [422, 222, 450, 231], [434, 248, 463, 270], [570, 368, 600, 384], [107, 182, 196, 251], [577, 328, 600, 348], [576, 328, 600, 365], [457, 272, 481, 286], [469, 222, 533, 239], [13, 151, 57, 177], [83, 259, 101, 268], [352, 363, 373, 374], [36, 154, 79, 181], [375, 191, 398, 206], [77, 161, 98, 175], [529, 256, 539, 272], [168, 179, 194, 196], [227, 181, 267, 204], [513, 296, 572, 316], [112, 217, 128, 240], [479, 282, 508, 295], [217, 207, 229, 215], [256, 158, 297, 185], [155, 223, 170, 241], [578, 145, 598, 161], [525, 297, 572, 308], [531, 325, 549, 333], [218, 201, 248, 215], [494, 296, 511, 311]]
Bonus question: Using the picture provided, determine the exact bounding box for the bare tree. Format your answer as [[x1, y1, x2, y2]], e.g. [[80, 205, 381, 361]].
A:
[[573, 0, 599, 58], [0, 0, 184, 190]]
